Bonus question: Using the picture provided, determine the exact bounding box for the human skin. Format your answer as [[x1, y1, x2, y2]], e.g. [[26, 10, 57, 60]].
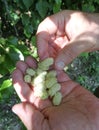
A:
[[36, 10, 99, 70], [12, 56, 99, 130]]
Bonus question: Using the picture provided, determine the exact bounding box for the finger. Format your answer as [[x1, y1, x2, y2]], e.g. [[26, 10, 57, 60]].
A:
[[34, 97, 52, 111], [16, 61, 28, 74], [55, 39, 94, 70], [12, 102, 50, 130], [36, 31, 49, 60], [12, 69, 52, 110], [56, 70, 70, 82], [12, 69, 33, 102], [56, 70, 78, 102], [32, 71, 70, 109], [16, 56, 38, 74], [36, 16, 57, 60], [55, 70, 77, 101], [25, 57, 53, 110], [60, 80, 79, 98], [48, 45, 57, 59], [25, 56, 37, 69]]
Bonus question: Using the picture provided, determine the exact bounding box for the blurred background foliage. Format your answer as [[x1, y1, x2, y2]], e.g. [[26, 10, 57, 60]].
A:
[[0, 0, 99, 129]]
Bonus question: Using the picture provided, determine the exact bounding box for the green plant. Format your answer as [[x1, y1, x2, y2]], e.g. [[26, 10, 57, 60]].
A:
[[0, 0, 99, 129]]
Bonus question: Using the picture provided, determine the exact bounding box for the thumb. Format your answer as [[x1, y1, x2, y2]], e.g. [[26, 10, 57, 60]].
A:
[[55, 40, 94, 70], [12, 102, 49, 130]]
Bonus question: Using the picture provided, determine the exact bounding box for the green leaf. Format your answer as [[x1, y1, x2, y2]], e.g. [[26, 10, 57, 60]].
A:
[[10, 12, 20, 24], [94, 0, 99, 4], [22, 0, 34, 9], [8, 45, 24, 62], [5, 58, 15, 72], [82, 4, 95, 12], [0, 45, 24, 73], [53, 2, 61, 13], [0, 55, 5, 64], [14, 0, 25, 9], [0, 63, 9, 75], [0, 86, 14, 101], [0, 38, 7, 45], [0, 79, 12, 91], [55, 0, 61, 4], [36, 1, 49, 18], [24, 24, 33, 38], [80, 52, 89, 59], [32, 47, 38, 58], [0, 93, 2, 99], [22, 14, 30, 26], [17, 44, 30, 56], [7, 36, 18, 46], [0, 43, 6, 55], [31, 12, 41, 29], [31, 36, 36, 46]]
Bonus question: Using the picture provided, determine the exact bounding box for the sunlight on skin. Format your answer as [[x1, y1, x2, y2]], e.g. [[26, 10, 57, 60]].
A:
[[12, 56, 76, 110], [36, 10, 99, 69], [12, 10, 99, 130], [13, 57, 53, 110], [12, 56, 99, 130], [12, 83, 99, 130]]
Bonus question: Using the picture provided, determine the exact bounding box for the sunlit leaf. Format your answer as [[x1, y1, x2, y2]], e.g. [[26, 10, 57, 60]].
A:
[[8, 45, 24, 62], [31, 36, 36, 46], [80, 52, 89, 59], [0, 79, 12, 91], [10, 12, 20, 24]]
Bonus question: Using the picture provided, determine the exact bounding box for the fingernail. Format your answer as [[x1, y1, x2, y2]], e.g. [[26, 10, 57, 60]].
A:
[[56, 61, 65, 70]]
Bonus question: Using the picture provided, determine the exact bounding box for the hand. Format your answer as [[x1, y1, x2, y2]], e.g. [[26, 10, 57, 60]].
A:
[[12, 56, 99, 130], [36, 10, 99, 70]]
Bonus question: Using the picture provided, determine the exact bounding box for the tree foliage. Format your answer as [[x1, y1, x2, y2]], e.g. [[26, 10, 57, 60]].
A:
[[0, 0, 99, 129]]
